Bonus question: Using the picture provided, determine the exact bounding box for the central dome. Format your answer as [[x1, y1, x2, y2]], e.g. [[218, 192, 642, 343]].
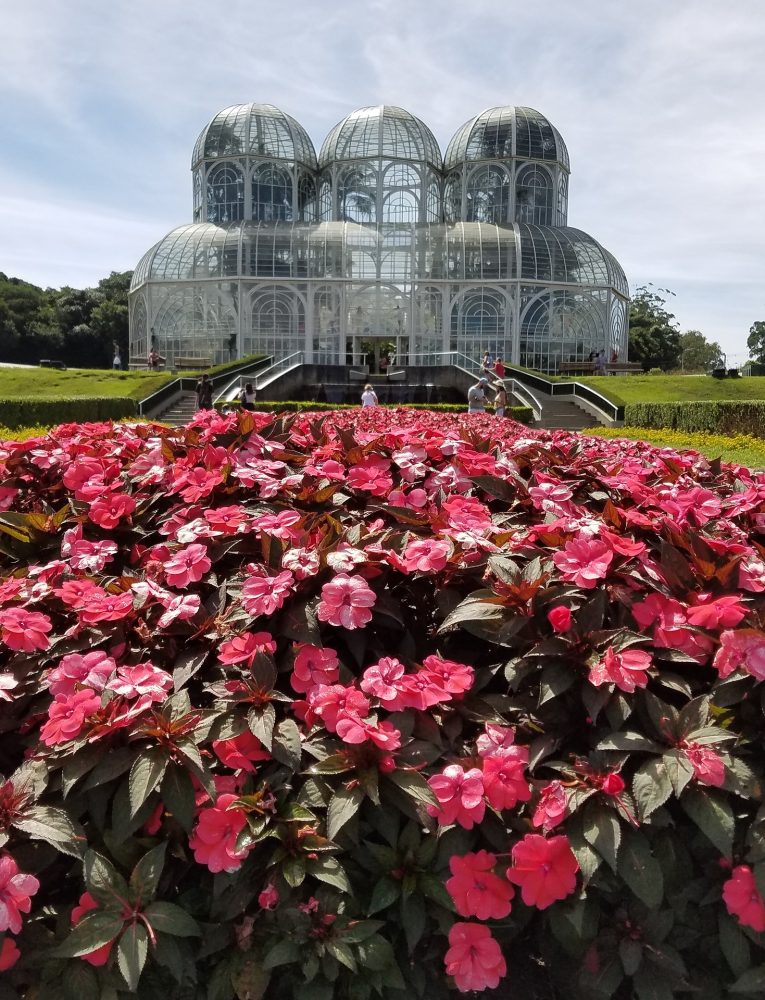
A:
[[192, 103, 318, 169], [444, 106, 569, 171], [319, 105, 442, 169]]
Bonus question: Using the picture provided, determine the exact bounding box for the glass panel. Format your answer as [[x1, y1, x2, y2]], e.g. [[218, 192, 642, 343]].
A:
[[206, 162, 244, 223], [338, 165, 377, 223], [465, 166, 510, 223], [450, 287, 509, 362], [515, 164, 553, 225], [251, 164, 293, 221]]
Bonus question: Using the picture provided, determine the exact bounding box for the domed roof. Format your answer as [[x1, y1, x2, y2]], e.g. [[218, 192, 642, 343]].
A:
[[445, 106, 569, 171], [191, 104, 318, 169], [319, 105, 442, 170]]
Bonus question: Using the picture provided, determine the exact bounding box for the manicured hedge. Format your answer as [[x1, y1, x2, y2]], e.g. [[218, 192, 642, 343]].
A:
[[216, 400, 534, 423], [625, 400, 765, 438], [0, 396, 137, 428]]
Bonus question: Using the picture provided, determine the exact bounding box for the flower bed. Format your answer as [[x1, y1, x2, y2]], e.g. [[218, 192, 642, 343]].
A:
[[0, 408, 764, 999]]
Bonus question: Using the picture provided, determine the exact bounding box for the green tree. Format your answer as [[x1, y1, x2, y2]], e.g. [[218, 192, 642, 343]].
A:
[[747, 321, 765, 363], [628, 285, 681, 371], [678, 329, 724, 372]]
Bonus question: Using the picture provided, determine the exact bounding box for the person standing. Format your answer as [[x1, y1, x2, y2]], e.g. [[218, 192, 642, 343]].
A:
[[468, 377, 490, 414], [493, 356, 505, 379], [493, 382, 508, 417], [361, 383, 378, 407], [596, 350, 607, 374], [112, 344, 122, 370], [481, 350, 493, 374], [196, 373, 213, 410], [239, 382, 256, 411]]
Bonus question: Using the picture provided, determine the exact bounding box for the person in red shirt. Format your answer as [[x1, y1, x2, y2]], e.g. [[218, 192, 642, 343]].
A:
[[493, 357, 505, 379]]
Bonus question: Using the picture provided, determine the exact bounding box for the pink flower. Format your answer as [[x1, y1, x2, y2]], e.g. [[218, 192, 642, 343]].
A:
[[0, 855, 40, 934], [714, 629, 765, 680], [40, 688, 102, 746], [482, 749, 531, 811], [427, 765, 485, 829], [723, 865, 765, 932], [47, 651, 116, 697], [317, 574, 376, 630], [71, 892, 115, 966], [241, 568, 294, 617], [164, 543, 211, 588], [552, 537, 613, 589], [686, 594, 747, 630], [548, 606, 573, 633], [346, 456, 393, 497], [335, 716, 401, 749], [0, 608, 51, 652], [396, 671, 450, 711], [282, 547, 321, 579], [600, 773, 625, 796], [0, 673, 18, 701], [256, 510, 302, 541], [507, 834, 579, 909], [444, 923, 507, 993], [403, 539, 450, 573], [441, 496, 492, 533], [189, 793, 250, 873], [589, 646, 652, 693], [632, 594, 714, 662], [291, 644, 340, 694], [157, 592, 201, 628], [360, 657, 406, 703], [532, 781, 568, 832], [88, 490, 135, 529], [213, 731, 270, 772], [446, 851, 515, 919], [106, 663, 172, 702], [309, 685, 370, 732], [204, 505, 251, 534], [422, 655, 474, 696], [62, 525, 118, 573], [476, 724, 517, 758], [77, 590, 134, 625], [219, 631, 277, 666], [0, 936, 20, 971], [683, 743, 725, 786], [258, 883, 279, 910]]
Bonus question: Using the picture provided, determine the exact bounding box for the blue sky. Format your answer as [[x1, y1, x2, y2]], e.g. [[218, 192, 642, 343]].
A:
[[1, 0, 764, 361]]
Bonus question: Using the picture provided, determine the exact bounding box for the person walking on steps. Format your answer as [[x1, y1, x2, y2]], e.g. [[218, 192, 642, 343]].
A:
[[196, 373, 213, 410]]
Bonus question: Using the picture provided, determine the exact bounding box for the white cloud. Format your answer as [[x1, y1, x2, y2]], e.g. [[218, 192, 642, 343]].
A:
[[1, 0, 764, 355]]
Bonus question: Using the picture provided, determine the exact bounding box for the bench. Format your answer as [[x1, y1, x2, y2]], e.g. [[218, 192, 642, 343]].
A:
[[559, 362, 596, 375], [605, 362, 643, 374], [39, 359, 67, 370], [128, 356, 166, 370], [175, 357, 212, 370]]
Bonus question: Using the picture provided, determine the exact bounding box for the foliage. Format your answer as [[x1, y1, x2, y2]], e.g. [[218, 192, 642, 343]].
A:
[[627, 286, 681, 371], [563, 375, 765, 407], [679, 330, 725, 372], [747, 322, 765, 365], [0, 271, 132, 368], [217, 401, 534, 423], [0, 408, 763, 999], [585, 427, 765, 469], [0, 397, 136, 429], [624, 400, 765, 439]]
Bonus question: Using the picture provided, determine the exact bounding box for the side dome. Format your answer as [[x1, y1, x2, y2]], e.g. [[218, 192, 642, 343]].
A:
[[445, 106, 569, 171], [192, 104, 318, 169], [319, 105, 442, 169], [130, 223, 244, 285]]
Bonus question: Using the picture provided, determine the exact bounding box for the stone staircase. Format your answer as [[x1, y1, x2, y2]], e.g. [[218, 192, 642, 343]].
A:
[[533, 394, 601, 431], [157, 392, 198, 426]]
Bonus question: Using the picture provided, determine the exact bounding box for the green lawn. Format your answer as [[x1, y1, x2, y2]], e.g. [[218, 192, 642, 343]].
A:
[[565, 375, 765, 406]]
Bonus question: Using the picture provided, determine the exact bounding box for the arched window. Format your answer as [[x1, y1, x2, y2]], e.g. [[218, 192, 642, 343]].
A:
[[444, 173, 462, 222], [338, 165, 377, 223], [450, 288, 508, 359], [298, 173, 317, 221], [319, 179, 332, 221], [426, 177, 442, 222], [206, 162, 244, 223], [252, 164, 293, 221], [465, 166, 510, 223], [381, 164, 421, 223], [247, 286, 304, 358], [516, 164, 553, 225], [556, 173, 568, 225], [193, 170, 203, 223]]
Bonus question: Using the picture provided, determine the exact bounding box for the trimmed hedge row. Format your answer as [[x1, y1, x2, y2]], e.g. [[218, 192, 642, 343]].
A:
[[625, 400, 765, 438], [0, 396, 137, 429], [216, 400, 534, 422]]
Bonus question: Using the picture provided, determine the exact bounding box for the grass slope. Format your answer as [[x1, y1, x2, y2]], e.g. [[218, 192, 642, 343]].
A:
[[566, 375, 765, 406]]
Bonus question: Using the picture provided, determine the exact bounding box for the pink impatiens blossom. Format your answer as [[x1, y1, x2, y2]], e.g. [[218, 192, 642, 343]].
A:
[[506, 834, 579, 909], [156, 592, 201, 628], [552, 536, 613, 589], [0, 936, 20, 971], [403, 538, 450, 573], [444, 922, 507, 993], [241, 568, 295, 618], [61, 524, 117, 573], [212, 731, 270, 772], [446, 851, 515, 920], [723, 865, 765, 932], [0, 855, 40, 934], [40, 689, 102, 746], [281, 547, 321, 579], [0, 674, 18, 701], [335, 715, 401, 750], [291, 644, 339, 694], [714, 629, 765, 681], [88, 490, 136, 529], [164, 543, 211, 588], [105, 663, 173, 702], [421, 655, 474, 696], [427, 765, 485, 829], [631, 593, 714, 662], [70, 892, 115, 966], [47, 651, 116, 697], [682, 742, 725, 786], [476, 724, 517, 758], [685, 593, 747, 630], [589, 646, 652, 693], [219, 631, 277, 666], [346, 456, 393, 497], [188, 793, 250, 873], [309, 684, 370, 733], [317, 574, 376, 630], [547, 606, 573, 633], [532, 781, 568, 832], [482, 748, 531, 811], [258, 883, 279, 910], [360, 657, 406, 704], [0, 608, 51, 652]]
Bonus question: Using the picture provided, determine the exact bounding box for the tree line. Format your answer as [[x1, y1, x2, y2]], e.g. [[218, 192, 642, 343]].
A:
[[0, 271, 131, 369]]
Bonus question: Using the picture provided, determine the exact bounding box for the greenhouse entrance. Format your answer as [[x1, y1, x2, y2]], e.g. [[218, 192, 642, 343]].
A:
[[351, 336, 404, 373]]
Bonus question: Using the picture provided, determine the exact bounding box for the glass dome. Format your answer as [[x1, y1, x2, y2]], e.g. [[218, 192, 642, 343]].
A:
[[192, 103, 318, 169], [444, 106, 569, 171], [319, 105, 442, 170]]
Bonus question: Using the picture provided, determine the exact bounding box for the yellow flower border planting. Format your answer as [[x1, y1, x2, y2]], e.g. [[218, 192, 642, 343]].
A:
[[585, 426, 765, 469]]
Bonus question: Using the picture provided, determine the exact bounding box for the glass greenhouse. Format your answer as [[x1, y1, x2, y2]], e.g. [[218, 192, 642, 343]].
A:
[[130, 104, 628, 373]]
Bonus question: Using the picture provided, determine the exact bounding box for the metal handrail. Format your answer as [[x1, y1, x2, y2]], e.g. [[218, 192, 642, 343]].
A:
[[506, 378, 543, 421], [140, 355, 271, 416], [214, 352, 305, 404]]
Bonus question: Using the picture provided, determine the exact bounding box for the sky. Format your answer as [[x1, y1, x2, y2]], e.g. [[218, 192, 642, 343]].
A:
[[1, 0, 764, 362]]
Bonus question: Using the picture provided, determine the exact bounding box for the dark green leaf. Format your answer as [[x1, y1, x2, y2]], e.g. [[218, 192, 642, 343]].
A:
[[271, 718, 302, 771], [539, 663, 575, 704], [597, 732, 661, 753], [632, 757, 673, 821], [618, 829, 663, 908], [718, 911, 751, 977], [633, 963, 676, 1000], [662, 749, 694, 796], [418, 873, 454, 911], [582, 803, 621, 872], [326, 939, 357, 972], [327, 785, 364, 841], [308, 855, 352, 893], [129, 842, 166, 904], [619, 939, 643, 976], [128, 749, 168, 818], [730, 966, 765, 994], [282, 855, 306, 887], [57, 910, 125, 958], [231, 956, 270, 1000], [84, 849, 129, 905], [144, 901, 200, 937], [172, 646, 208, 690], [161, 765, 196, 832], [400, 894, 426, 953], [262, 939, 301, 970], [14, 805, 85, 856], [368, 876, 400, 914], [117, 922, 148, 992], [248, 704, 276, 750], [63, 961, 100, 1000], [386, 769, 439, 809], [681, 788, 734, 858]]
